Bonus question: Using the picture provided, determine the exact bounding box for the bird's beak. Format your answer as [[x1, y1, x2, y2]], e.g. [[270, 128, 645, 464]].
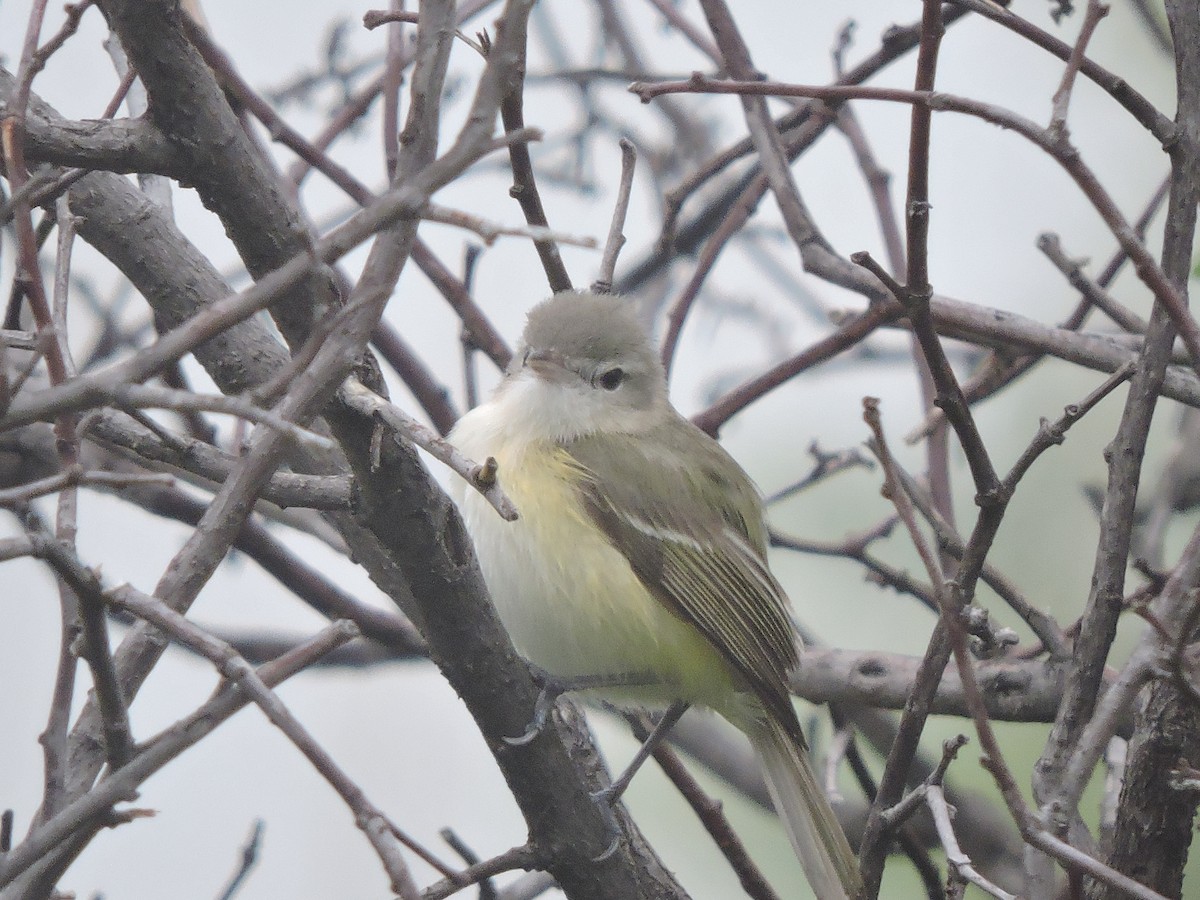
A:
[[522, 348, 573, 383]]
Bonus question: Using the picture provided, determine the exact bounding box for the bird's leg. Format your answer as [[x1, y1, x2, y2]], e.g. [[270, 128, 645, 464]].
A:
[[595, 700, 691, 805], [503, 666, 663, 746]]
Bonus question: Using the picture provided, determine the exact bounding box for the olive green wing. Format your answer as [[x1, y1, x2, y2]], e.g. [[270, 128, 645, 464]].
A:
[[565, 418, 802, 735]]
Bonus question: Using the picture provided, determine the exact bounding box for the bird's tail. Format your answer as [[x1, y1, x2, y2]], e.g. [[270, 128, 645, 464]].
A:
[[749, 715, 862, 900]]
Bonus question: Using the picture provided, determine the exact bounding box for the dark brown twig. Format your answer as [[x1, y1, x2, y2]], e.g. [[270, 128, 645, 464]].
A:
[[635, 1, 971, 287], [862, 401, 1167, 900], [624, 712, 780, 900], [692, 302, 901, 435], [908, 175, 1169, 443], [854, 250, 1000, 504], [1037, 233, 1148, 334], [633, 76, 1200, 378], [947, 0, 1170, 142], [895, 0, 957, 553], [495, 26, 572, 293], [0, 607, 360, 889], [421, 844, 539, 900], [215, 819, 264, 900], [857, 394, 959, 895]]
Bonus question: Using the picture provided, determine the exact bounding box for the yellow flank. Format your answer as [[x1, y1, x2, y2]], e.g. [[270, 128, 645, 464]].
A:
[[461, 439, 740, 713]]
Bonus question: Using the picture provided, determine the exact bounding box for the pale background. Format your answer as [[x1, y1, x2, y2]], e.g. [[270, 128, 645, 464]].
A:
[[0, 1, 1184, 897]]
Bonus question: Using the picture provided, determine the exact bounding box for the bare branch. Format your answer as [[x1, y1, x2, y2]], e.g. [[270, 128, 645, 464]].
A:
[[1047, 0, 1110, 139], [339, 378, 518, 521], [591, 138, 637, 294], [0, 607, 359, 890]]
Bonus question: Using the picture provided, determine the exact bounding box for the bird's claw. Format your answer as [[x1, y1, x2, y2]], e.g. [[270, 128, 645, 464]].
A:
[[503, 667, 563, 746], [591, 835, 621, 864]]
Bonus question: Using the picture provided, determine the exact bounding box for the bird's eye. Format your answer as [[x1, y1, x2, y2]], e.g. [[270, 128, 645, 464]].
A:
[[597, 367, 625, 390]]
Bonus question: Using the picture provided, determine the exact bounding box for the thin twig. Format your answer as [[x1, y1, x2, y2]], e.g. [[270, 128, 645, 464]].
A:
[[36, 188, 87, 819], [692, 302, 901, 435], [1048, 0, 1111, 139], [908, 176, 1169, 443], [82, 410, 354, 512], [857, 394, 957, 893], [27, 381, 333, 448], [362, 9, 488, 56], [1002, 362, 1136, 492], [885, 466, 1068, 658], [0, 612, 359, 888], [857, 249, 1001, 504], [339, 378, 518, 520], [927, 784, 1017, 900], [422, 204, 597, 249], [381, 0, 408, 182], [660, 166, 773, 377], [625, 712, 780, 900], [1037, 233, 1148, 333], [591, 138, 637, 294], [946, 0, 1170, 141], [215, 820, 265, 900], [101, 581, 423, 898], [898, 0, 958, 554], [0, 467, 174, 505], [764, 442, 874, 505], [632, 76, 1200, 377], [880, 735, 968, 828], [494, 22, 572, 293], [421, 844, 540, 900]]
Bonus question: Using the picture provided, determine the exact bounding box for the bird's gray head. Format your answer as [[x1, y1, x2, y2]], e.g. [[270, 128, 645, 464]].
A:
[[501, 291, 668, 440]]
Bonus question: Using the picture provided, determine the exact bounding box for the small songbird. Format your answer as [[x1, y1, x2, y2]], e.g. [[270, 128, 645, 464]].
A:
[[450, 290, 861, 899]]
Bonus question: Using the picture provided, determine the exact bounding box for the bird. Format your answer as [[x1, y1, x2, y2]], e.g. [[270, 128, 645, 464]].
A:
[[449, 290, 861, 899]]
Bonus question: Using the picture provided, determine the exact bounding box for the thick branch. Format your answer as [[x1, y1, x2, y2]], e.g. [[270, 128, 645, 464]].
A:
[[1086, 1, 1200, 895], [97, 0, 340, 347]]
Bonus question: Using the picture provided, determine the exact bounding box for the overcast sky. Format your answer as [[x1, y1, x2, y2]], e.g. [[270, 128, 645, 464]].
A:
[[0, 2, 1181, 898]]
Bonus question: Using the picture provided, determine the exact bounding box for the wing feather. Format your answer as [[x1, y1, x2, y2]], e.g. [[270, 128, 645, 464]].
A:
[[565, 419, 803, 736]]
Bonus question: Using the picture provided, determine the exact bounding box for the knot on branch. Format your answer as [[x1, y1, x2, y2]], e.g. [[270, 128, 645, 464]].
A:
[[973, 483, 1011, 510]]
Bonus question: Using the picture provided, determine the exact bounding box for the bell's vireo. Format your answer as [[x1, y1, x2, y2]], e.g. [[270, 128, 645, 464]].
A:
[[450, 290, 861, 899]]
